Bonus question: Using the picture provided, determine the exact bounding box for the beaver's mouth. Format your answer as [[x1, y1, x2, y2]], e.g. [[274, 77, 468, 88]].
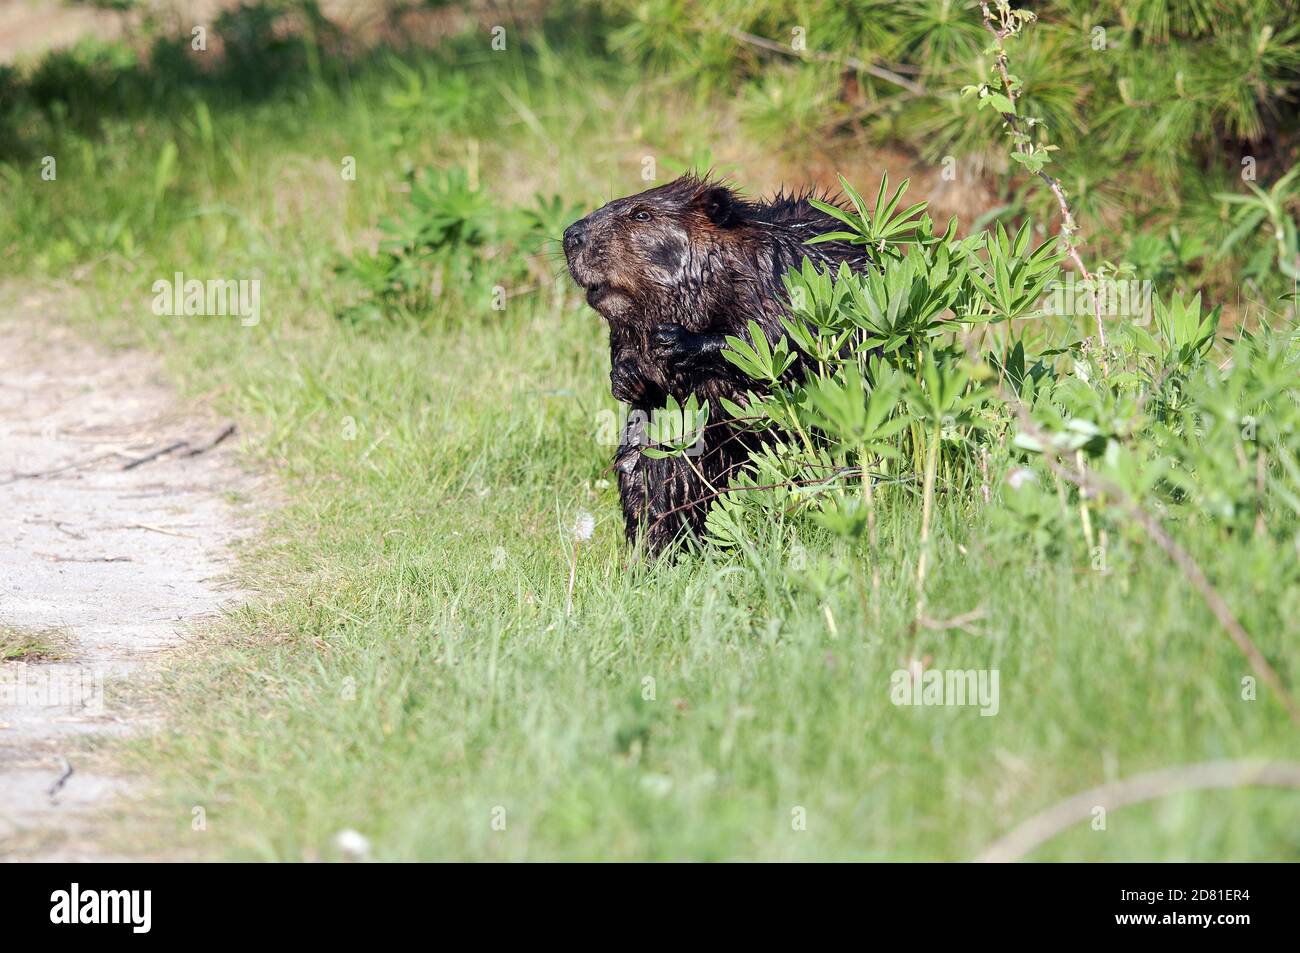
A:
[[585, 282, 624, 308]]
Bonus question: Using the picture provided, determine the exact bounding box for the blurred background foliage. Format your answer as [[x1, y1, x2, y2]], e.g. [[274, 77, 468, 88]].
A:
[[1, 0, 1297, 305], [598, 0, 1300, 299]]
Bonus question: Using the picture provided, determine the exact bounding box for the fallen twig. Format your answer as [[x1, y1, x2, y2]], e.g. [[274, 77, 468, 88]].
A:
[[47, 756, 74, 801], [975, 760, 1300, 862], [0, 451, 120, 484], [121, 440, 188, 470], [23, 518, 87, 540], [37, 553, 132, 563], [182, 422, 236, 458], [917, 607, 987, 631], [125, 522, 200, 540]]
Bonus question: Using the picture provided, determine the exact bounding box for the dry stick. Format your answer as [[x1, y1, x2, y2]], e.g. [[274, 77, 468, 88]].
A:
[[1075, 449, 1096, 554], [975, 760, 1300, 862], [120, 422, 235, 471], [121, 440, 188, 471], [860, 445, 881, 622], [182, 422, 236, 457], [978, 2, 1109, 372], [1254, 447, 1267, 539], [1012, 401, 1300, 726], [38, 553, 132, 563], [127, 522, 200, 540], [565, 547, 579, 618], [48, 521, 87, 541], [47, 756, 74, 801], [1, 451, 120, 484], [917, 606, 986, 631], [726, 28, 928, 97], [911, 432, 940, 629]]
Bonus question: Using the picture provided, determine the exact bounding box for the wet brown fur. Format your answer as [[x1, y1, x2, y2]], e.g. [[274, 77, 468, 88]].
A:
[[564, 174, 871, 555]]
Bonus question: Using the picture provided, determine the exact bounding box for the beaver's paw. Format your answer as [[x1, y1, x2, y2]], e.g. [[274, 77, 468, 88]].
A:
[[651, 323, 698, 368], [610, 360, 647, 404]]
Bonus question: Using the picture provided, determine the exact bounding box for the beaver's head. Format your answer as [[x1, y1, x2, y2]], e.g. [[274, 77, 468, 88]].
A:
[[563, 175, 745, 324]]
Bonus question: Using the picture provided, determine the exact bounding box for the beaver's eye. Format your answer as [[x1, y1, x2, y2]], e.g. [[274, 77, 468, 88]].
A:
[[631, 209, 652, 223]]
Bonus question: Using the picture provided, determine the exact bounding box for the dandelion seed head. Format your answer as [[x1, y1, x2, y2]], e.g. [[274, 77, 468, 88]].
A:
[[332, 828, 371, 862], [572, 512, 596, 542]]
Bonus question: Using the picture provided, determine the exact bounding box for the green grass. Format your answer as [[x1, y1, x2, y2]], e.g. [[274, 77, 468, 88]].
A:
[[1, 16, 1296, 861], [0, 625, 72, 662]]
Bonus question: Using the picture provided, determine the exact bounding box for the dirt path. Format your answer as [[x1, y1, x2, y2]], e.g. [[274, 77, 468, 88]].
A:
[[0, 311, 254, 860]]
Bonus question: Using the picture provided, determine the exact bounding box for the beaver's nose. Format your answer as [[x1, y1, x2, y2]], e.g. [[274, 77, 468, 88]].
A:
[[563, 220, 587, 256]]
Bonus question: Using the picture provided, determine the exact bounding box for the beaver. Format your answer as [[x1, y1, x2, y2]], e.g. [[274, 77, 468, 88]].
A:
[[563, 173, 872, 555]]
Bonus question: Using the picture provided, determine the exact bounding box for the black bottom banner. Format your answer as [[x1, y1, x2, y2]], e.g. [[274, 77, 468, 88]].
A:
[[0, 861, 1287, 941]]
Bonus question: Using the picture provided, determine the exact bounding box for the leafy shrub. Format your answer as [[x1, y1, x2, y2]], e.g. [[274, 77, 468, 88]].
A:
[[334, 166, 582, 324], [664, 172, 1300, 634]]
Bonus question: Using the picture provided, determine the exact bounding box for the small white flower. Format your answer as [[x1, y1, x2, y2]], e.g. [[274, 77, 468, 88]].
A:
[[1006, 467, 1036, 490], [572, 512, 596, 542], [332, 828, 371, 862]]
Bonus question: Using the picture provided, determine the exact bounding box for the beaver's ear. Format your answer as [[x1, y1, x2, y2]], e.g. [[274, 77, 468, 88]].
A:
[[696, 186, 742, 227]]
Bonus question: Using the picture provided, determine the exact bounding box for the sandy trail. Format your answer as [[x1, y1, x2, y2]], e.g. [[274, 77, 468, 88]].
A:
[[0, 312, 254, 860]]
